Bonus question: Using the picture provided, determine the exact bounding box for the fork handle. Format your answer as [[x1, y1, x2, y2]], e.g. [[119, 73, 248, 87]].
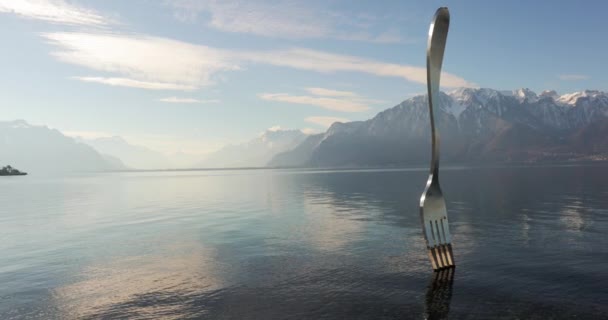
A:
[[426, 7, 450, 179]]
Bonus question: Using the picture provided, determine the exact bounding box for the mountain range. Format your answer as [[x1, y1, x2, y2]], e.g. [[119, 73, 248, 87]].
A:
[[0, 120, 309, 172], [4, 88, 607, 173], [197, 128, 307, 168], [0, 120, 126, 173], [75, 136, 172, 170], [269, 88, 608, 167]]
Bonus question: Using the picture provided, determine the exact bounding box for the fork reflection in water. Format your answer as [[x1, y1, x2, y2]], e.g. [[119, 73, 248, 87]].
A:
[[425, 268, 455, 320]]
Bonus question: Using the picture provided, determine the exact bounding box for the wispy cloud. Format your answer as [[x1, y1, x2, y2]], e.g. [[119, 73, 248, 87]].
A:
[[0, 0, 109, 26], [75, 77, 197, 90], [170, 0, 327, 38], [266, 125, 283, 132], [305, 87, 357, 98], [259, 93, 369, 113], [167, 0, 411, 43], [242, 48, 474, 88], [305, 116, 350, 128], [558, 74, 589, 81], [160, 97, 220, 104], [43, 32, 240, 90], [260, 87, 383, 113], [42, 32, 473, 91]]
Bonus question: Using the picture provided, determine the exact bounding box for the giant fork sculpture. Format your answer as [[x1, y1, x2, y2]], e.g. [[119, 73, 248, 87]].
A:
[[419, 7, 455, 271]]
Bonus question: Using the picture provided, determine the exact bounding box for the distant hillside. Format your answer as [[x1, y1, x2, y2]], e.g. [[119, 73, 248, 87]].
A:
[[198, 128, 307, 168], [0, 120, 126, 173], [77, 136, 172, 170], [269, 88, 608, 167]]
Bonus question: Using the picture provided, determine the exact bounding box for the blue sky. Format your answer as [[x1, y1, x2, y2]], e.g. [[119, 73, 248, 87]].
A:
[[1, 0, 606, 155]]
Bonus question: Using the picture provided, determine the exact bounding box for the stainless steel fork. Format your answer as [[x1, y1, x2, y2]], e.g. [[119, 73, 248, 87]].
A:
[[419, 7, 455, 271]]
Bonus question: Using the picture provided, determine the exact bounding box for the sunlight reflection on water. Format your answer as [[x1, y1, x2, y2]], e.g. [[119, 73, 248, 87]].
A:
[[1, 165, 607, 319]]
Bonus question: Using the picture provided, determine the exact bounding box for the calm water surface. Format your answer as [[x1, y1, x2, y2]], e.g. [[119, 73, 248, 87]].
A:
[[1, 165, 607, 319]]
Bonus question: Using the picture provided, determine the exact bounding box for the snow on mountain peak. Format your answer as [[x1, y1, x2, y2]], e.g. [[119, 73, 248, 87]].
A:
[[448, 87, 474, 99], [513, 88, 538, 103], [446, 87, 501, 118], [557, 90, 607, 106], [539, 90, 559, 100], [449, 88, 500, 103]]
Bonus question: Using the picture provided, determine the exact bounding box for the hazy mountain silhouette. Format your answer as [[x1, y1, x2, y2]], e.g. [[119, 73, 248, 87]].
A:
[[198, 128, 307, 168], [77, 136, 172, 170], [0, 120, 126, 174]]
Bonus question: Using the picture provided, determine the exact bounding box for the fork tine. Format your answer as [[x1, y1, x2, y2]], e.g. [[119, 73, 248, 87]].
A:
[[435, 247, 446, 269], [446, 244, 455, 267], [438, 220, 452, 267], [433, 219, 450, 269], [441, 246, 451, 268], [430, 247, 441, 269], [437, 245, 448, 268], [427, 248, 439, 270], [434, 220, 449, 267], [440, 218, 451, 244], [435, 220, 452, 267], [428, 221, 445, 270]]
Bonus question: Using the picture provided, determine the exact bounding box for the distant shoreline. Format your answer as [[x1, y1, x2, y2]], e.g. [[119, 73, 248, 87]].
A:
[[104, 159, 608, 174]]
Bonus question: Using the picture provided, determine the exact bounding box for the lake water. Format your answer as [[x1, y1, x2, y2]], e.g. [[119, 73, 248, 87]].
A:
[[1, 165, 607, 319]]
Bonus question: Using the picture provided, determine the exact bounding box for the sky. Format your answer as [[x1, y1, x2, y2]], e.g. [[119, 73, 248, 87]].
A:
[[1, 0, 607, 156]]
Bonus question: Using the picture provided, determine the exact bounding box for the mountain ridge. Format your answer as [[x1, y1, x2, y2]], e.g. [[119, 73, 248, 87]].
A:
[[197, 127, 308, 168], [269, 88, 608, 167], [0, 120, 127, 173], [76, 136, 172, 170]]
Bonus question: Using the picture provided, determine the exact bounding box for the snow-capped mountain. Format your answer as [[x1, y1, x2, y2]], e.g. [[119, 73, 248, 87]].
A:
[[0, 120, 126, 173], [539, 90, 559, 100], [198, 128, 308, 168], [269, 88, 608, 167], [512, 88, 539, 103]]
